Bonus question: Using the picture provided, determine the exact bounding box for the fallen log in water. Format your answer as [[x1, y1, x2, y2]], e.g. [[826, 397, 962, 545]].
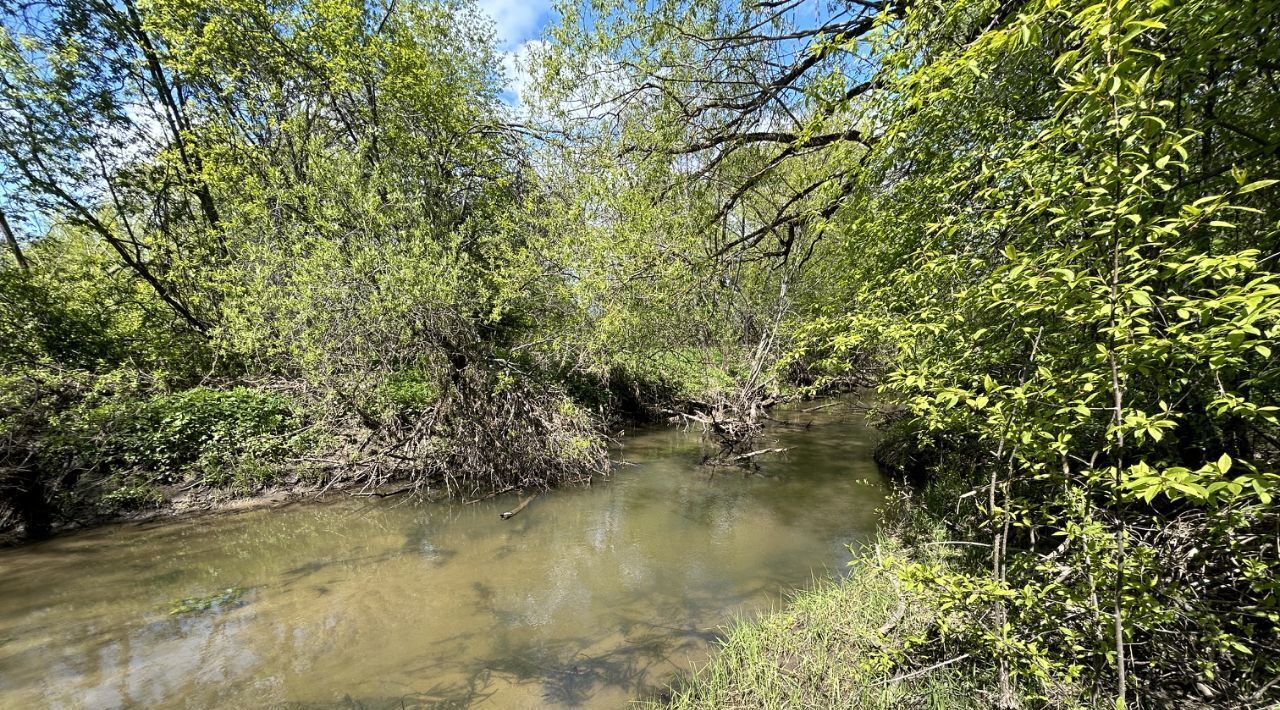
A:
[[351, 485, 414, 498], [730, 447, 788, 463], [500, 494, 538, 520]]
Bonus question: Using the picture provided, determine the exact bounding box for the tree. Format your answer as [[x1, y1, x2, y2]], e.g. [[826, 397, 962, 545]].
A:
[[808, 0, 1280, 703], [0, 0, 231, 331]]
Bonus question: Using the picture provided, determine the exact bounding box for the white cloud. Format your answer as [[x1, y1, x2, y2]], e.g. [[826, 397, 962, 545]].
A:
[[499, 39, 545, 111], [477, 0, 553, 50]]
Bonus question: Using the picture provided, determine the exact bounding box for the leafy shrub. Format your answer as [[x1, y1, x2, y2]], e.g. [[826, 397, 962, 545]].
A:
[[56, 385, 307, 488], [99, 480, 164, 511], [374, 367, 442, 420], [1, 367, 315, 536]]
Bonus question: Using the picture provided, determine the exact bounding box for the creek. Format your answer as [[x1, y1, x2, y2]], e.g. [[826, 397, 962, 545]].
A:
[[0, 401, 886, 708]]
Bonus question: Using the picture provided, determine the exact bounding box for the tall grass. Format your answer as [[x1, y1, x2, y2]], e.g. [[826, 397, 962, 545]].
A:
[[654, 484, 1093, 710], [654, 539, 989, 709]]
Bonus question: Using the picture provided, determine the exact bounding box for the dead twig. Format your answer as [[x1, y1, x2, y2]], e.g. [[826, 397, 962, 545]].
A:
[[351, 486, 414, 498], [878, 573, 908, 637], [799, 401, 839, 413], [876, 654, 972, 686]]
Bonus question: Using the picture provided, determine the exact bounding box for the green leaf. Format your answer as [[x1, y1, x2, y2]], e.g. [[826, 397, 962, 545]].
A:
[[1217, 453, 1232, 473], [1238, 179, 1278, 194]]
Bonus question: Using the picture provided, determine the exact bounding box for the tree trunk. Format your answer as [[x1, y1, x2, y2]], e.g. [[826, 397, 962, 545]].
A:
[[7, 471, 53, 540], [0, 209, 29, 272]]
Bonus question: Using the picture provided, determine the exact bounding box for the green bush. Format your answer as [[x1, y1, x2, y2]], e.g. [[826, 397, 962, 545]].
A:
[[60, 385, 306, 487], [99, 480, 164, 511], [375, 367, 442, 419], [1, 368, 315, 535]]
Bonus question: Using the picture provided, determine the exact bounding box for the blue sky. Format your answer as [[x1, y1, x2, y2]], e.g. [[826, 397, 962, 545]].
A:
[[477, 0, 559, 107], [477, 0, 874, 111]]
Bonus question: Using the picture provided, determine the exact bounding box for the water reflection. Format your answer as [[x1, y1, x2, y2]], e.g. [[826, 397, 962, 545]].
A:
[[0, 401, 885, 708]]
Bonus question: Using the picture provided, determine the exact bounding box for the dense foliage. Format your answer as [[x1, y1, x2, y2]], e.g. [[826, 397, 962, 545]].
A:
[[848, 2, 1280, 705], [0, 0, 625, 536], [537, 0, 1279, 705]]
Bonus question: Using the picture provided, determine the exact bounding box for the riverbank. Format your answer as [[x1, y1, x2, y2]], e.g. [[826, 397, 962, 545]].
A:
[[1, 362, 802, 544], [0, 474, 415, 546], [0, 364, 632, 542], [655, 492, 1091, 710], [655, 539, 988, 709]]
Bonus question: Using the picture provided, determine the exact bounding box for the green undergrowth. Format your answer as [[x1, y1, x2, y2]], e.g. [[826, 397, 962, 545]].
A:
[[658, 549, 988, 709], [68, 385, 310, 490], [0, 368, 318, 529]]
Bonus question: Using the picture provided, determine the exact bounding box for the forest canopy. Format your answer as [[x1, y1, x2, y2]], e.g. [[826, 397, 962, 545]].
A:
[[2, 0, 1278, 706]]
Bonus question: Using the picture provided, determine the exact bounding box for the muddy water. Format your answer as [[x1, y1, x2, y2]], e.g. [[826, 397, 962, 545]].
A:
[[0, 403, 886, 708]]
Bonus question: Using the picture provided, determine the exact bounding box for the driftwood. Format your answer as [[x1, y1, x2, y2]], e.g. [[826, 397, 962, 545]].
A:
[[799, 401, 839, 413], [500, 494, 538, 520], [876, 654, 971, 686], [878, 575, 908, 637], [730, 447, 788, 462]]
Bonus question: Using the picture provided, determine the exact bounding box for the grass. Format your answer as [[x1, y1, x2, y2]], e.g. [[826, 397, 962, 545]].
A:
[[652, 481, 1095, 710], [654, 539, 991, 710]]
